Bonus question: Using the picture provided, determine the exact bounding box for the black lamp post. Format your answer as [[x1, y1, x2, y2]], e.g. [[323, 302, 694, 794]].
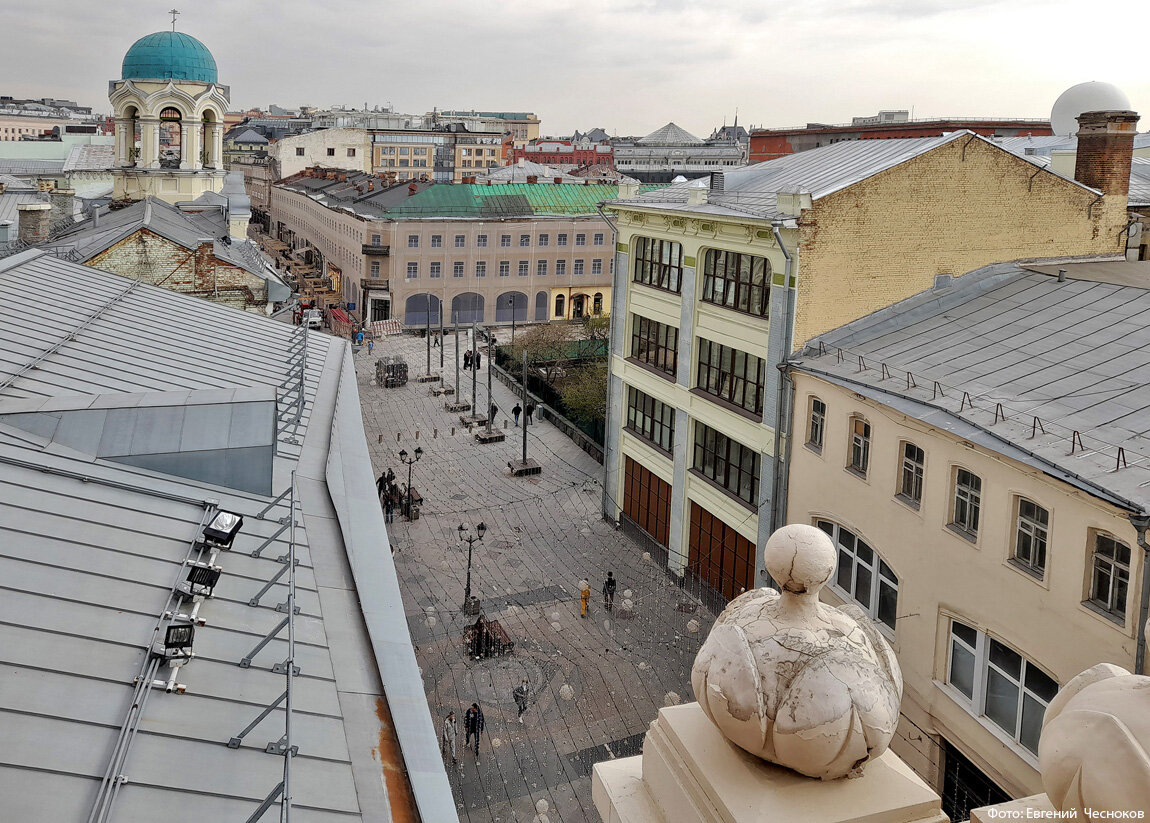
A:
[[508, 294, 516, 343], [398, 446, 423, 519], [459, 521, 486, 614]]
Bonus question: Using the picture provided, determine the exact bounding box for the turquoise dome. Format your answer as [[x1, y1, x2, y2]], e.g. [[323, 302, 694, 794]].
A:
[[122, 31, 218, 84]]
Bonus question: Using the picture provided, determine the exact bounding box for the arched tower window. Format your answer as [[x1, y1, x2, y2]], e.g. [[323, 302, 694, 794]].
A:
[[158, 107, 183, 168], [123, 105, 141, 167], [201, 109, 217, 169]]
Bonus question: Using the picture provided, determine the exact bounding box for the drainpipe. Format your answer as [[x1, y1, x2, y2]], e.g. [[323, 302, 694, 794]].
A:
[[770, 222, 796, 531], [1130, 512, 1150, 674]]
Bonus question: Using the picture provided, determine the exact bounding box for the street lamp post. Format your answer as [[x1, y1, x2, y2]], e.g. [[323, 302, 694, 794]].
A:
[[458, 521, 486, 614], [398, 446, 423, 519], [485, 326, 495, 434], [508, 295, 516, 343]]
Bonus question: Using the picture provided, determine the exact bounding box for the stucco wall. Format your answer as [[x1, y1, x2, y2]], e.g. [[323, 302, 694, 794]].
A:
[[275, 128, 370, 180], [786, 371, 1143, 799], [793, 138, 1128, 344]]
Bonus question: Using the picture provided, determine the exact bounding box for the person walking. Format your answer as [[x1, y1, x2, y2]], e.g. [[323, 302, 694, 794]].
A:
[[579, 580, 590, 618], [464, 350, 473, 370], [489, 403, 498, 421], [442, 711, 458, 764], [384, 497, 394, 524], [433, 332, 441, 348], [525, 402, 536, 425], [603, 571, 617, 611], [513, 679, 530, 722], [512, 404, 522, 425], [367, 338, 374, 355], [464, 703, 485, 763], [473, 351, 482, 370]]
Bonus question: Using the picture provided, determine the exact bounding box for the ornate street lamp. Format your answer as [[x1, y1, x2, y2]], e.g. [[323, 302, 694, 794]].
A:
[[459, 521, 486, 614], [398, 446, 423, 519]]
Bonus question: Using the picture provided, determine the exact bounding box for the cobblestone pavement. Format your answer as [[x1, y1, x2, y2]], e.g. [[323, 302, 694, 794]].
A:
[[356, 330, 715, 823]]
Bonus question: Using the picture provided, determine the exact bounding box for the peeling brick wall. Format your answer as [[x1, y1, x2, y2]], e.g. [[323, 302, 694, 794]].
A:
[[88, 229, 265, 311], [793, 137, 1128, 344]]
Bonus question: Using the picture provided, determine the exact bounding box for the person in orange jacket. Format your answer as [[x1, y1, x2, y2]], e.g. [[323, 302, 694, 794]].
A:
[[579, 580, 591, 618]]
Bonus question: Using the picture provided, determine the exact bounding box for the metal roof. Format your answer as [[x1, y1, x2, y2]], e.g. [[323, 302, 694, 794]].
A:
[[0, 251, 454, 821], [0, 190, 48, 224], [612, 131, 1081, 221], [62, 144, 116, 172], [0, 158, 66, 175], [794, 260, 1150, 513], [636, 122, 704, 145]]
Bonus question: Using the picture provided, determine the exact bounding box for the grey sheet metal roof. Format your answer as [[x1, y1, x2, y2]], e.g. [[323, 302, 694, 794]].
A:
[[636, 122, 703, 145], [0, 158, 66, 175], [0, 173, 36, 191], [795, 260, 1150, 513], [62, 144, 116, 172], [610, 131, 1075, 221], [0, 251, 452, 821], [0, 190, 48, 223]]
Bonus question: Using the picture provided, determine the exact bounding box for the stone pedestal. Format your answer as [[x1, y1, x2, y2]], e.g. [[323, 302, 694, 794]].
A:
[[416, 373, 440, 383], [508, 459, 542, 477], [593, 703, 947, 823], [445, 401, 471, 413], [460, 414, 487, 427], [475, 430, 506, 444]]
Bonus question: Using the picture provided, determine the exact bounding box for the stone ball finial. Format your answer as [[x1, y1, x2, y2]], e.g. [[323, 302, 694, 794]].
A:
[[691, 524, 903, 780], [1038, 663, 1150, 818]]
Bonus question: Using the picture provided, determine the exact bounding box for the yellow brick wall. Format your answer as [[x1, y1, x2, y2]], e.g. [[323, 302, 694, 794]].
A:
[[793, 138, 1128, 343]]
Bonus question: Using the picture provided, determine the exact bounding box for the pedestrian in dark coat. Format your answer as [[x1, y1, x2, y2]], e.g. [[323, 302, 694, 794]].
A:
[[490, 403, 498, 420], [513, 679, 530, 722], [464, 703, 485, 761], [474, 351, 482, 370], [384, 497, 394, 523], [512, 404, 522, 425], [603, 571, 617, 611], [464, 350, 473, 370], [525, 403, 536, 425], [376, 471, 389, 498], [433, 332, 441, 347]]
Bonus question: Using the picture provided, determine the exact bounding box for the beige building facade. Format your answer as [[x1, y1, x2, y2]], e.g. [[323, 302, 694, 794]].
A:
[[783, 260, 1149, 820], [273, 127, 370, 179]]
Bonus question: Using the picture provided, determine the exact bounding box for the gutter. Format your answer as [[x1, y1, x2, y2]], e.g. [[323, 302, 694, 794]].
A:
[[1131, 513, 1150, 674], [770, 222, 796, 530]]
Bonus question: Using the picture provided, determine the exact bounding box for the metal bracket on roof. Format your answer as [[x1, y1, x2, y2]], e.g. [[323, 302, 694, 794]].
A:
[[993, 403, 1007, 424], [932, 382, 945, 400], [880, 363, 891, 381], [239, 615, 289, 668], [1070, 430, 1085, 454], [255, 486, 293, 521], [1028, 166, 1043, 193], [836, 348, 845, 364], [250, 521, 292, 557], [248, 562, 292, 607], [961, 134, 977, 161], [1031, 417, 1046, 438], [265, 734, 299, 757], [959, 392, 974, 412], [227, 689, 287, 748], [906, 372, 917, 390], [857, 355, 867, 373], [244, 782, 284, 823], [1117, 447, 1129, 472]]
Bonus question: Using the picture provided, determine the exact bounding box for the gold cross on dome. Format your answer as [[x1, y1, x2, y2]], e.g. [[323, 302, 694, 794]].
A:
[[169, 8, 180, 30]]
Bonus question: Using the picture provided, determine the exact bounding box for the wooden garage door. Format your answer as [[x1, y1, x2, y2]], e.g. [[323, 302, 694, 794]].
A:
[[688, 503, 755, 602], [623, 456, 671, 547]]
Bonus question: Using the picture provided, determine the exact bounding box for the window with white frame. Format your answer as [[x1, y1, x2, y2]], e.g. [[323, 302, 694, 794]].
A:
[[1012, 498, 1048, 577], [574, 259, 584, 276], [807, 397, 825, 451], [519, 234, 531, 247], [593, 232, 605, 245], [575, 233, 586, 246], [557, 233, 568, 246], [556, 260, 566, 276], [537, 260, 548, 276], [431, 235, 442, 248], [899, 442, 925, 506], [408, 235, 419, 248], [499, 261, 510, 277], [946, 620, 1058, 755], [500, 234, 511, 247], [429, 262, 441, 278], [370, 261, 380, 278], [592, 259, 603, 275], [848, 416, 870, 476], [454, 234, 466, 247], [477, 234, 488, 247], [475, 261, 487, 277], [816, 520, 897, 630], [539, 233, 549, 246], [1088, 532, 1131, 622], [406, 262, 418, 278], [951, 468, 982, 538], [518, 260, 529, 276], [453, 261, 465, 278]]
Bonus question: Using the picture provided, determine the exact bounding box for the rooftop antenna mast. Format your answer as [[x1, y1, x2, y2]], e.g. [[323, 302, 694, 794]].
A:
[[169, 8, 180, 31]]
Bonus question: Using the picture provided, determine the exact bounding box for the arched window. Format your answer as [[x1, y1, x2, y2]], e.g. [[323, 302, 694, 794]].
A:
[[554, 293, 565, 318], [123, 105, 141, 167], [592, 292, 603, 314], [158, 107, 183, 168], [815, 520, 897, 631], [534, 290, 548, 321], [200, 109, 217, 168]]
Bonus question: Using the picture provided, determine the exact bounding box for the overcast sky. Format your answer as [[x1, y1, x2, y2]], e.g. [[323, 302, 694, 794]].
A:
[[7, 0, 1150, 138]]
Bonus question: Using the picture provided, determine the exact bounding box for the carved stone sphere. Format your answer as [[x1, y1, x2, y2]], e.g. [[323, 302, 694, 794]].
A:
[[690, 524, 903, 780], [1039, 663, 1150, 818]]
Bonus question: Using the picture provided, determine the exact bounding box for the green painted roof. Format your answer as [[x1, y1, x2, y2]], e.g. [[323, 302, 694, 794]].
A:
[[383, 183, 662, 218], [122, 31, 218, 84]]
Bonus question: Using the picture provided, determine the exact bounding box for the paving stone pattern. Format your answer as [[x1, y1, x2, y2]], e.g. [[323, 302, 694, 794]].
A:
[[357, 330, 715, 823]]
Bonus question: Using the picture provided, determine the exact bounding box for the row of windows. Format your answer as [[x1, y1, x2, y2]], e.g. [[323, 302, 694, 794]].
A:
[[807, 395, 1135, 624], [696, 338, 765, 415], [625, 386, 675, 453], [701, 249, 771, 318], [377, 146, 434, 155], [630, 315, 678, 376], [408, 232, 602, 249], [692, 421, 760, 506], [402, 259, 606, 278]]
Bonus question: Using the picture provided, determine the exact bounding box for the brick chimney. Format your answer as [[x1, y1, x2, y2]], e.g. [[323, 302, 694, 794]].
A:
[[526, 175, 538, 184], [407, 182, 417, 196], [49, 188, 75, 225], [17, 202, 51, 244], [1074, 110, 1140, 196]]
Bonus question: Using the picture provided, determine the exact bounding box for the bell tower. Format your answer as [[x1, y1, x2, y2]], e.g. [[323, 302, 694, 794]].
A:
[[110, 20, 230, 204]]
